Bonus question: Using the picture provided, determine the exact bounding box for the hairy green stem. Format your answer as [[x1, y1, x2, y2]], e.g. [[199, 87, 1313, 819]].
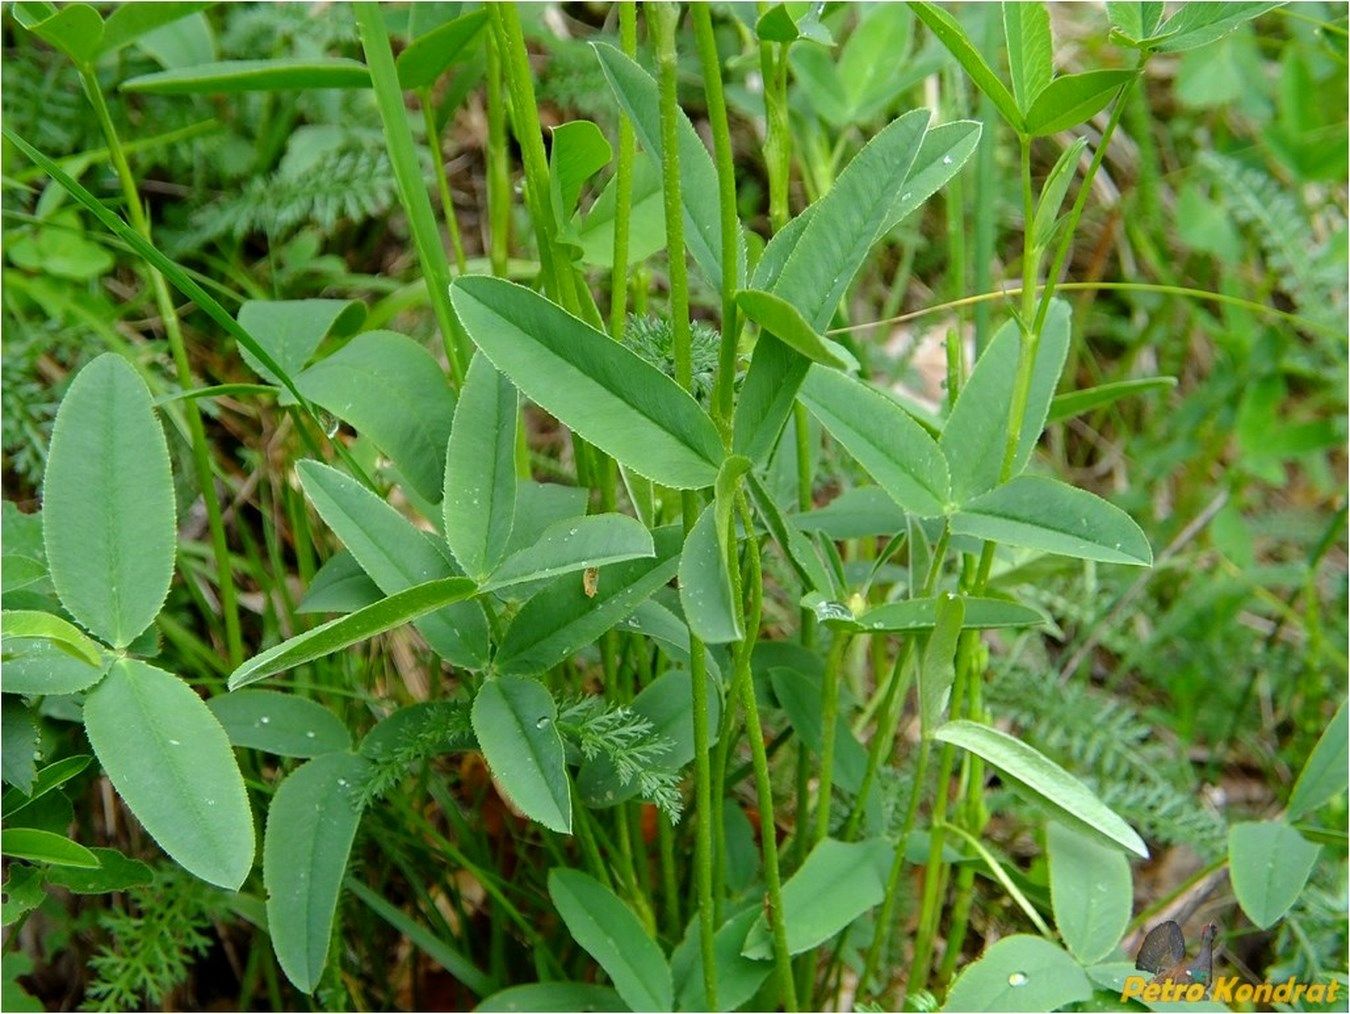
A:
[[692, 4, 741, 431], [651, 4, 717, 1005], [79, 67, 244, 666], [485, 31, 511, 277], [608, 2, 639, 339]]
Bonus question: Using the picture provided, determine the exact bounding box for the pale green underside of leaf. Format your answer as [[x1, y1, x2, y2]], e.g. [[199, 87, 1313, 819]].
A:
[[1287, 700, 1348, 820], [1228, 820, 1320, 929], [933, 720, 1148, 858], [84, 659, 254, 888], [207, 689, 351, 758], [1047, 821, 1132, 965], [944, 935, 1092, 1012]]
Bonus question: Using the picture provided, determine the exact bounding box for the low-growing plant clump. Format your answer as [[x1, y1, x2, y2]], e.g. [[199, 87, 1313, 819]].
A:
[[2, 2, 1346, 1012]]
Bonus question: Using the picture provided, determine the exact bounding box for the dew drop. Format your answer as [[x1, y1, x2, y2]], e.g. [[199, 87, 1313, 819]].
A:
[[568, 527, 579, 536], [306, 731, 317, 739], [207, 799, 216, 806], [337, 778, 348, 787], [535, 716, 551, 729], [258, 716, 270, 725], [1008, 972, 1028, 987], [943, 155, 953, 165], [168, 738, 181, 746]]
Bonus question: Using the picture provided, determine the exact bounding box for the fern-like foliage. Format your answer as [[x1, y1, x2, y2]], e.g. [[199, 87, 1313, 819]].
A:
[[556, 694, 683, 821], [83, 866, 232, 1011], [987, 664, 1227, 856], [1200, 152, 1348, 340], [178, 149, 397, 251], [359, 700, 474, 804], [622, 314, 720, 405]]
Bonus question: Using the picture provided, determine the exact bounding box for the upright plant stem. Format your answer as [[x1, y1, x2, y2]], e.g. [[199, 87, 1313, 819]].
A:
[[420, 87, 468, 274], [731, 495, 797, 1011], [608, 2, 639, 340], [354, 2, 466, 386], [485, 31, 511, 278], [692, 4, 740, 432], [651, 4, 717, 1006], [813, 632, 851, 846], [79, 68, 243, 667]]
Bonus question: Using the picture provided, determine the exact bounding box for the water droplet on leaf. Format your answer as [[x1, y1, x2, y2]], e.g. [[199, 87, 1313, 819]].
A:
[[1008, 972, 1028, 987]]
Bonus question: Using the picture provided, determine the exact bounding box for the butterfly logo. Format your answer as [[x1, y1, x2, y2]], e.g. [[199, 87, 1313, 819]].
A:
[[1135, 920, 1217, 991]]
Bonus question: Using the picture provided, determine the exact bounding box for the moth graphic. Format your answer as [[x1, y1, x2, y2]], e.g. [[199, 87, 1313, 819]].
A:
[[1135, 920, 1217, 990]]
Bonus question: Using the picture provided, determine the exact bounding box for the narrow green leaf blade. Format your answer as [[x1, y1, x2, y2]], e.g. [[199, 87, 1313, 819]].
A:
[[84, 659, 255, 888], [856, 596, 1047, 633], [933, 719, 1148, 857], [228, 577, 477, 689], [42, 354, 175, 649], [1047, 821, 1132, 965], [800, 366, 951, 518], [445, 352, 518, 580], [1228, 820, 1320, 929], [476, 983, 626, 1012], [265, 752, 371, 993], [950, 476, 1153, 566], [1145, 3, 1282, 52], [46, 847, 154, 894], [548, 868, 673, 1012], [471, 676, 571, 833], [122, 58, 371, 94], [1024, 70, 1136, 137], [735, 290, 857, 371], [1, 610, 103, 667], [912, 1, 1023, 130], [1287, 701, 1348, 820], [1, 827, 100, 868], [1047, 377, 1177, 424], [483, 515, 653, 593], [679, 502, 742, 645], [298, 460, 489, 668], [451, 276, 724, 490]]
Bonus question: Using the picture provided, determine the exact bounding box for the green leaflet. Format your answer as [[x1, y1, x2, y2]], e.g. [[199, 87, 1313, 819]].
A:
[[494, 527, 683, 675], [742, 837, 893, 958], [799, 365, 951, 518], [444, 352, 519, 581], [0, 610, 103, 667], [939, 300, 1072, 505], [945, 935, 1092, 1011], [1024, 70, 1136, 136], [264, 752, 372, 993], [235, 298, 366, 390], [678, 502, 742, 645], [207, 689, 351, 758], [548, 868, 673, 1012], [84, 659, 254, 888], [395, 9, 487, 90], [122, 58, 372, 93], [450, 276, 724, 490], [918, 593, 964, 733], [672, 905, 772, 1012], [1047, 377, 1177, 424], [297, 550, 382, 614], [227, 577, 478, 689], [734, 289, 857, 371], [1287, 700, 1348, 820], [1, 700, 37, 793], [476, 983, 626, 1012], [1047, 822, 1132, 965], [482, 514, 654, 594], [932, 720, 1148, 857], [297, 460, 489, 669], [1228, 820, 1321, 929], [949, 475, 1153, 566], [295, 330, 456, 505], [1004, 2, 1053, 113], [911, 2, 1022, 131], [1, 827, 99, 868], [42, 354, 175, 649], [853, 596, 1047, 633], [472, 676, 571, 834]]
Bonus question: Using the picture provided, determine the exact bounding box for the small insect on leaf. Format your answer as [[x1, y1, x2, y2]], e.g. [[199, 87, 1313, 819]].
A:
[[583, 567, 599, 598]]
